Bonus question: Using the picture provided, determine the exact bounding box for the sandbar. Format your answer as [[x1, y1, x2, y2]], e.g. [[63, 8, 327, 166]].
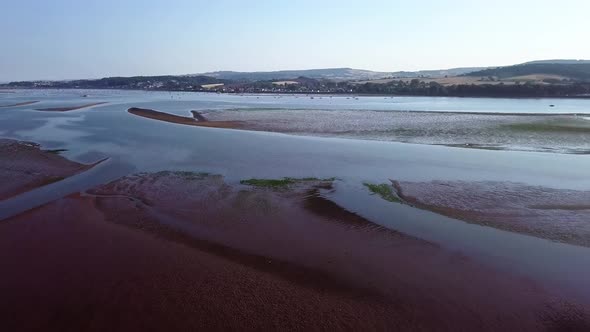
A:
[[0, 139, 97, 200], [35, 102, 107, 112], [0, 101, 39, 108], [128, 107, 243, 129], [391, 180, 590, 247]]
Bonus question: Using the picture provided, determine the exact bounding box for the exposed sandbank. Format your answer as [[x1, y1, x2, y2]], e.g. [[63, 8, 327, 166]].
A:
[[127, 107, 242, 129], [0, 139, 99, 201], [202, 108, 590, 154], [390, 180, 590, 247], [128, 107, 243, 128], [0, 101, 39, 108], [0, 171, 587, 330], [124, 107, 590, 154], [35, 102, 107, 112]]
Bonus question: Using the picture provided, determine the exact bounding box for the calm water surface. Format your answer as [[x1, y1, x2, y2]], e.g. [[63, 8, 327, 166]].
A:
[[2, 89, 590, 302]]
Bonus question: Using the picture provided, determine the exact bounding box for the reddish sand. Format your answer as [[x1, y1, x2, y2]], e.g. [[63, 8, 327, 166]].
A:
[[1, 172, 588, 331], [0, 139, 94, 200], [0, 101, 39, 108], [128, 107, 243, 128], [391, 180, 590, 247], [35, 102, 107, 112]]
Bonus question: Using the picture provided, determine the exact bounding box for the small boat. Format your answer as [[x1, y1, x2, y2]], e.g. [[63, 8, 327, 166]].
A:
[[549, 105, 555, 107]]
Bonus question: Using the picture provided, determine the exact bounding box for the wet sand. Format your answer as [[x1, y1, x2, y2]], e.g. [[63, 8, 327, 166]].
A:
[[1, 171, 588, 331], [391, 180, 590, 247], [0, 139, 96, 201], [128, 107, 243, 128], [0, 100, 39, 108], [35, 102, 107, 112], [125, 106, 590, 154], [203, 109, 590, 154]]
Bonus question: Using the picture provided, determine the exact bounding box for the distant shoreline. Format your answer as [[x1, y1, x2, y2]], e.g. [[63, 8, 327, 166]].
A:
[[2, 86, 590, 100]]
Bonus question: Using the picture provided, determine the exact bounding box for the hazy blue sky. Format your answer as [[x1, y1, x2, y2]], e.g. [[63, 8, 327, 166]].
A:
[[1, 0, 589, 81]]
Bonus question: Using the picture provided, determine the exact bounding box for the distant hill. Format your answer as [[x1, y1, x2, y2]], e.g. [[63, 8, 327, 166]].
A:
[[7, 75, 226, 90], [390, 67, 487, 78], [5, 59, 590, 97], [523, 59, 590, 65], [465, 63, 590, 81], [199, 68, 393, 81], [200, 66, 488, 81]]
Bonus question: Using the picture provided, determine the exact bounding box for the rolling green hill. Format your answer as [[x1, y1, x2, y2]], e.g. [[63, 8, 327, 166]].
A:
[[465, 63, 590, 81]]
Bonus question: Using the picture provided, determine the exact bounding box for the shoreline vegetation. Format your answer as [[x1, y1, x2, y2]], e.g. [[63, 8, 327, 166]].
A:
[[363, 182, 401, 203]]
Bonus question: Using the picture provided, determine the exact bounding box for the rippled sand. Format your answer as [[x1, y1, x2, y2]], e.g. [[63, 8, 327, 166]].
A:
[[206, 109, 590, 153], [2, 172, 588, 330], [391, 180, 590, 247]]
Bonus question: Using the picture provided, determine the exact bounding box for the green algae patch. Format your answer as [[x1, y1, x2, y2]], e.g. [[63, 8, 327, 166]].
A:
[[240, 177, 336, 189], [501, 121, 590, 133], [363, 182, 401, 203]]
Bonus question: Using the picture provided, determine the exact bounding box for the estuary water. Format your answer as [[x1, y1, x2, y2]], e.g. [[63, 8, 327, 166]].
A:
[[2, 89, 590, 303]]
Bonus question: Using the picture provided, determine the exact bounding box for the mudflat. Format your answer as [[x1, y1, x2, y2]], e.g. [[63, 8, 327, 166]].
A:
[[0, 139, 95, 200], [1, 172, 588, 331], [390, 180, 590, 247]]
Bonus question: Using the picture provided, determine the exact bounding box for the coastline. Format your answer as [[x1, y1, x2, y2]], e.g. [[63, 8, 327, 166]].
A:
[[4, 86, 590, 99]]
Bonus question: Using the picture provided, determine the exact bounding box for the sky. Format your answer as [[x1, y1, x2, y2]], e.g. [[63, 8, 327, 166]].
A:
[[1, 0, 589, 81]]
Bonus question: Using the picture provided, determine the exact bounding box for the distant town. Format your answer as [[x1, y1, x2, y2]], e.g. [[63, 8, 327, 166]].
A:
[[3, 61, 590, 98]]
